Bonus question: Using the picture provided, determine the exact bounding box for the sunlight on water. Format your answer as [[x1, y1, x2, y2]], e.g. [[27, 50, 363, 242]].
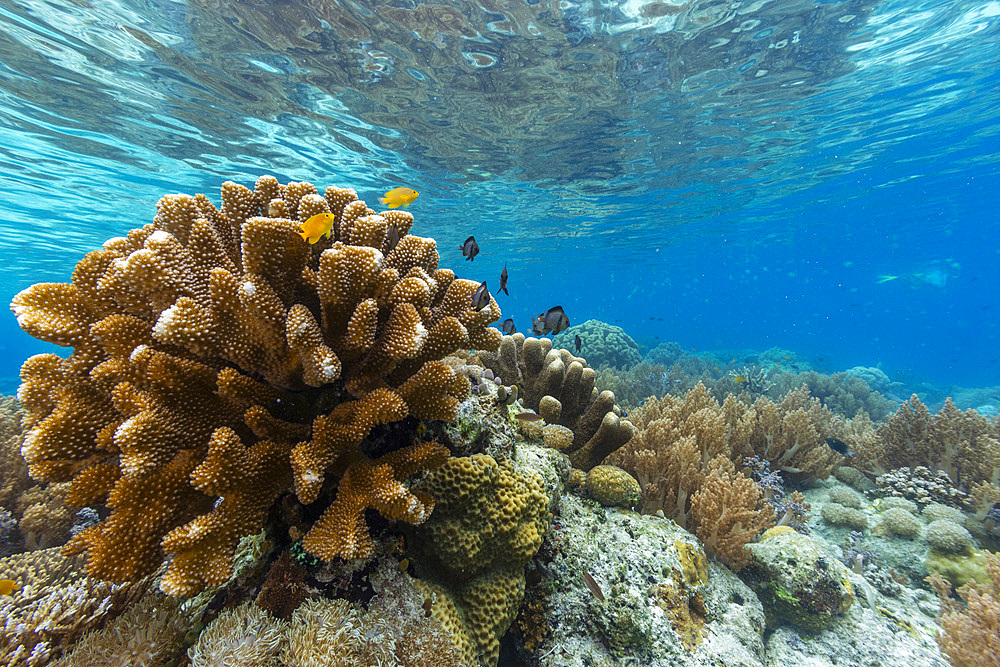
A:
[[0, 0, 997, 389]]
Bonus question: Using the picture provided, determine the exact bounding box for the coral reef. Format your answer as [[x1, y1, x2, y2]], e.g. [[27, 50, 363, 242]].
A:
[[10, 176, 502, 595], [853, 395, 1000, 487], [476, 333, 634, 470], [552, 319, 642, 370], [531, 490, 767, 666], [616, 384, 844, 509], [770, 370, 895, 421]]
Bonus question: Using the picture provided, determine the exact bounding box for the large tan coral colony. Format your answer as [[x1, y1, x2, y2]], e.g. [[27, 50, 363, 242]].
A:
[[10, 176, 502, 596]]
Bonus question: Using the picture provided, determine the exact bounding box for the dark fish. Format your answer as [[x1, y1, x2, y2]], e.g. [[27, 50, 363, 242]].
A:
[[582, 570, 605, 603], [501, 318, 516, 335], [574, 334, 582, 353], [825, 437, 853, 457], [459, 235, 479, 261], [470, 280, 490, 312], [499, 264, 509, 295], [542, 306, 570, 334], [514, 412, 543, 422], [386, 224, 400, 253], [530, 313, 547, 335]]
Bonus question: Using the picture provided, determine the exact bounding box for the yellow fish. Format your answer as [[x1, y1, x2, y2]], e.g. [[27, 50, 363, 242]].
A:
[[732, 375, 748, 383], [379, 187, 419, 209], [299, 212, 335, 244], [0, 579, 20, 595]]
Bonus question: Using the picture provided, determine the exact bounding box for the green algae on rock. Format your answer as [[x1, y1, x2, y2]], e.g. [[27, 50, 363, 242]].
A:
[[743, 527, 854, 633]]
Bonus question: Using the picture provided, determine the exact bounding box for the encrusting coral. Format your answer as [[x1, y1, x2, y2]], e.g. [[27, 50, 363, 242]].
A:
[[10, 176, 502, 596], [477, 333, 635, 470]]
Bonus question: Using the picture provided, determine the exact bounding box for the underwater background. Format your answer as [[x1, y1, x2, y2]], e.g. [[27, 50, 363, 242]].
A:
[[1, 0, 998, 399], [4, 3, 1000, 667]]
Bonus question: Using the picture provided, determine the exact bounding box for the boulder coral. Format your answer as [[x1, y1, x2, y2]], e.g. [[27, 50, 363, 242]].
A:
[[552, 319, 642, 370], [10, 176, 502, 596]]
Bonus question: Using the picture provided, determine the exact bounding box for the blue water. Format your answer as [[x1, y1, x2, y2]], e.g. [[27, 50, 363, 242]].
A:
[[0, 0, 998, 396]]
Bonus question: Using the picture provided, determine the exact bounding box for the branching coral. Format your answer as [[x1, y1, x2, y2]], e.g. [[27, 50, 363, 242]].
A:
[[854, 395, 1000, 488], [607, 383, 844, 566], [928, 551, 1000, 667], [11, 176, 501, 595], [477, 333, 634, 470]]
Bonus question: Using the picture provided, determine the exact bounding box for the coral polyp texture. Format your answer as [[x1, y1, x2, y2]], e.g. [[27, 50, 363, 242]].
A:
[[10, 176, 502, 596]]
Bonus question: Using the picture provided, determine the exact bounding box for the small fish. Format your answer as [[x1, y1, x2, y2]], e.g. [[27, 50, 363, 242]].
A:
[[499, 264, 509, 295], [379, 187, 419, 209], [470, 281, 491, 312], [541, 306, 570, 335], [574, 335, 582, 353], [783, 355, 791, 360], [581, 570, 605, 603], [459, 236, 480, 261], [732, 375, 748, 383], [825, 437, 854, 457], [0, 579, 19, 596], [530, 313, 547, 335], [386, 224, 400, 253], [422, 598, 433, 617], [501, 318, 516, 335], [514, 412, 543, 422], [877, 274, 899, 284], [299, 212, 335, 244], [398, 558, 410, 572]]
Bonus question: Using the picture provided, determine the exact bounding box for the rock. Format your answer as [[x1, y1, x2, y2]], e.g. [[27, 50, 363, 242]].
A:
[[743, 527, 854, 633], [526, 492, 765, 666]]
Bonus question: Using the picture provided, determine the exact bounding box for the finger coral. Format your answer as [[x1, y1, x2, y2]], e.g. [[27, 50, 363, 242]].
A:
[[477, 333, 635, 470], [11, 176, 501, 596]]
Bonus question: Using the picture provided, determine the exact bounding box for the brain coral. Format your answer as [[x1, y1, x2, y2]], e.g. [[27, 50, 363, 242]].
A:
[[10, 176, 502, 595], [553, 319, 642, 369]]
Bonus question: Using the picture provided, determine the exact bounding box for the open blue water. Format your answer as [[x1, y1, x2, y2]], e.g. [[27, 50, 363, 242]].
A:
[[0, 0, 997, 397]]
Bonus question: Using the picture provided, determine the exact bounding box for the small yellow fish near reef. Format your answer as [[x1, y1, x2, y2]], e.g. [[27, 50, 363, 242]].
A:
[[299, 212, 335, 244], [379, 187, 419, 209], [732, 375, 748, 383], [0, 579, 20, 595]]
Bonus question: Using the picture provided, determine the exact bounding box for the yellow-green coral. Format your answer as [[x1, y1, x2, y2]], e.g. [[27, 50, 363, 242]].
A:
[[585, 465, 641, 508], [407, 454, 549, 667], [10, 176, 501, 596]]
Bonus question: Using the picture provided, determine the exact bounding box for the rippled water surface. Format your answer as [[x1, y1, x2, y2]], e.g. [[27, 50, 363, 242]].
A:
[[1, 0, 998, 389]]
